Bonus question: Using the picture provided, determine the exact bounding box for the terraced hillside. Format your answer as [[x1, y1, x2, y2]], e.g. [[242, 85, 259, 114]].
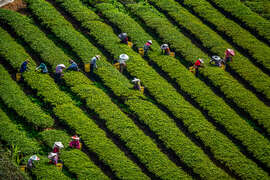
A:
[[0, 0, 269, 179]]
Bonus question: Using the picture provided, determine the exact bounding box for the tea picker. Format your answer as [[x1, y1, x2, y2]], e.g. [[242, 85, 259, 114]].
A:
[[143, 40, 153, 56], [17, 59, 30, 81], [193, 58, 204, 77], [48, 152, 59, 165], [224, 49, 235, 63], [19, 59, 30, 73], [114, 54, 129, 73], [53, 142, 64, 154], [209, 55, 225, 69], [67, 60, 79, 71], [35, 63, 48, 73], [131, 77, 144, 93], [69, 135, 81, 149], [160, 44, 175, 57], [55, 64, 66, 82], [27, 155, 40, 170], [118, 33, 128, 44], [89, 55, 101, 77]]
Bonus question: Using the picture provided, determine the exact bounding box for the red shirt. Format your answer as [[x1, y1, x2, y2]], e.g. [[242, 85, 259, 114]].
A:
[[53, 147, 59, 153], [194, 60, 201, 67]]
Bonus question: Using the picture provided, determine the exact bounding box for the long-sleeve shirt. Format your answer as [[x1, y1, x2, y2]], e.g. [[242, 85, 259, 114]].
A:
[[143, 42, 152, 51], [194, 60, 202, 68], [67, 62, 78, 71], [90, 57, 98, 69], [36, 63, 48, 73], [69, 140, 80, 149], [20, 61, 28, 73], [55, 65, 63, 74], [53, 147, 59, 153]]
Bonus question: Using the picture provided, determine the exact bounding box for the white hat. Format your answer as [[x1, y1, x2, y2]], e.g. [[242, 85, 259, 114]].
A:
[[95, 55, 101, 60], [53, 142, 64, 149], [29, 155, 40, 161], [160, 44, 169, 50], [48, 152, 57, 159], [58, 64, 66, 68], [119, 54, 129, 61], [147, 40, 152, 44], [132, 78, 140, 83], [71, 135, 80, 140], [199, 59, 204, 63]]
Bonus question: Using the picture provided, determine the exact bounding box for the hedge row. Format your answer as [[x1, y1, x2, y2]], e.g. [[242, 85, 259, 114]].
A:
[[0, 110, 69, 179], [243, 0, 270, 20], [0, 64, 54, 129], [206, 0, 270, 44], [19, 1, 193, 178], [175, 0, 270, 73], [40, 0, 234, 179], [94, 2, 270, 175], [0, 108, 40, 155], [150, 0, 270, 100], [0, 21, 148, 180], [48, 0, 269, 178], [39, 129, 109, 180], [31, 157, 71, 180], [124, 2, 270, 137]]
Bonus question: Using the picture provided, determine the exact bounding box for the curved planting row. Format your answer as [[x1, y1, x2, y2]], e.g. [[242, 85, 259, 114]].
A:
[[205, 0, 270, 44], [0, 26, 148, 180], [150, 0, 270, 100], [0, 64, 54, 129], [11, 2, 194, 178], [174, 0, 270, 75], [124, 2, 270, 137], [0, 108, 40, 155], [30, 0, 237, 179], [39, 129, 109, 180], [94, 3, 270, 174], [0, 69, 71, 180], [45, 0, 270, 178]]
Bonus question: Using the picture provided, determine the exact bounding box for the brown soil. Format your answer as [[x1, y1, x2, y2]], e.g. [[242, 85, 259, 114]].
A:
[[1, 0, 27, 14]]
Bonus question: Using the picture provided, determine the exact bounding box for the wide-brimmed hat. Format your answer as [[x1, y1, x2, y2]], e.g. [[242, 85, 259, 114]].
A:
[[160, 44, 169, 50], [199, 59, 204, 63], [226, 49, 235, 56], [71, 135, 80, 140], [53, 142, 64, 149], [96, 55, 101, 60], [29, 155, 40, 161], [58, 64, 66, 68], [119, 54, 129, 61], [132, 78, 140, 83], [48, 152, 57, 159], [147, 40, 152, 44]]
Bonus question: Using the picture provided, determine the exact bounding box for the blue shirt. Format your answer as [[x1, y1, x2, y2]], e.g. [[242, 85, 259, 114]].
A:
[[20, 61, 28, 73], [67, 62, 78, 71]]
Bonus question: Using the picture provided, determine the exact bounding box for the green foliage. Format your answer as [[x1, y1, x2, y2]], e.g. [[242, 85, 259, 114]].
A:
[[54, 104, 149, 180], [244, 0, 270, 20], [61, 149, 109, 180], [39, 130, 108, 179], [206, 0, 270, 44], [0, 149, 30, 180], [49, 0, 269, 179], [39, 130, 70, 149], [152, 0, 270, 99], [0, 109, 40, 155], [26, 0, 193, 178], [31, 156, 71, 180], [0, 9, 149, 180], [0, 65, 54, 129], [125, 2, 270, 137], [93, 3, 270, 178]]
